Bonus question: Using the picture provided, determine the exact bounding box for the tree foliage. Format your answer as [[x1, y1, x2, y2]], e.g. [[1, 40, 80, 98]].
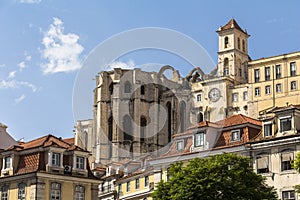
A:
[[293, 152, 300, 193], [152, 153, 277, 200]]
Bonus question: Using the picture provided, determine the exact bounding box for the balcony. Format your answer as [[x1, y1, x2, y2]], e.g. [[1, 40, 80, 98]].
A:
[[98, 185, 116, 197]]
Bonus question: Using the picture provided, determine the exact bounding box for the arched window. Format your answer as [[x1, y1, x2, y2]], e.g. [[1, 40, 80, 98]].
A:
[[242, 40, 245, 52], [180, 101, 186, 133], [224, 36, 229, 48], [108, 117, 113, 159], [237, 37, 240, 50], [123, 115, 133, 141], [140, 116, 147, 143], [75, 185, 85, 200], [166, 102, 172, 142], [223, 58, 229, 76], [197, 112, 204, 123], [124, 81, 132, 93], [18, 183, 26, 200]]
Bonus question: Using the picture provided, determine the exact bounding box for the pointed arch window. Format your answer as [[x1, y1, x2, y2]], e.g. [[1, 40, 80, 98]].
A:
[[166, 102, 172, 142], [108, 117, 113, 158], [180, 101, 186, 133], [140, 116, 147, 143], [123, 115, 133, 141]]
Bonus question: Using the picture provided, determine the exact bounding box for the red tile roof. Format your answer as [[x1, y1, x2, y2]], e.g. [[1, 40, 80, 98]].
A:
[[216, 114, 261, 128], [219, 18, 246, 34], [63, 137, 75, 145]]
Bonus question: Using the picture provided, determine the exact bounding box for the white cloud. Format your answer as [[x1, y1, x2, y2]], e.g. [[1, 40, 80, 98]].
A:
[[25, 55, 32, 61], [14, 94, 26, 103], [0, 64, 5, 68], [19, 0, 41, 4], [8, 71, 17, 79], [107, 60, 135, 70], [18, 61, 26, 71], [41, 17, 84, 74], [0, 79, 37, 92]]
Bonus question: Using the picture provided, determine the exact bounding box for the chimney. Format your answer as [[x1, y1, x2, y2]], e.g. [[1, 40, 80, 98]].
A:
[[0, 123, 8, 132]]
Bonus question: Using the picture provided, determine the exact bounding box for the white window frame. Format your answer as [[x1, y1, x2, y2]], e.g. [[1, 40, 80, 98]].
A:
[[74, 185, 85, 200], [231, 130, 241, 142], [232, 93, 238, 102], [176, 140, 184, 151], [265, 67, 270, 81], [265, 85, 271, 95], [135, 179, 140, 190], [76, 156, 85, 170], [291, 81, 297, 90], [282, 190, 295, 200], [276, 83, 282, 93], [4, 156, 11, 169], [144, 176, 149, 187], [243, 91, 248, 101], [263, 122, 272, 137], [194, 132, 204, 147], [50, 182, 61, 200], [280, 116, 292, 132], [290, 62, 296, 76], [276, 64, 281, 79], [52, 153, 61, 167], [254, 69, 260, 82], [18, 182, 26, 200], [1, 185, 9, 200]]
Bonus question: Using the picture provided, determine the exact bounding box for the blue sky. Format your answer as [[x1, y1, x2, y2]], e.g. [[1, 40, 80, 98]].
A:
[[1, 0, 300, 141]]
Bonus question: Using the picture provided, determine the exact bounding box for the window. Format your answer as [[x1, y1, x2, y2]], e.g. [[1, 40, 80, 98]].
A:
[[238, 67, 242, 77], [196, 94, 201, 102], [265, 85, 271, 95], [280, 117, 292, 132], [281, 151, 294, 171], [144, 176, 149, 187], [197, 112, 204, 123], [242, 40, 245, 52], [232, 93, 238, 102], [4, 156, 11, 169], [237, 37, 240, 49], [140, 117, 147, 143], [52, 153, 61, 166], [243, 91, 248, 101], [257, 155, 269, 173], [124, 81, 132, 93], [194, 132, 204, 147], [223, 58, 229, 76], [276, 64, 281, 79], [231, 130, 240, 142], [254, 69, 260, 82], [76, 156, 85, 169], [118, 184, 122, 197], [126, 182, 130, 192], [265, 67, 270, 81], [18, 183, 26, 200], [140, 85, 145, 95], [291, 81, 297, 90], [282, 190, 295, 200], [75, 185, 85, 200], [50, 183, 61, 200], [135, 179, 140, 190], [224, 37, 229, 48], [1, 185, 9, 200], [276, 83, 282, 93], [290, 62, 296, 76], [264, 123, 272, 137], [176, 140, 184, 151], [254, 87, 260, 96]]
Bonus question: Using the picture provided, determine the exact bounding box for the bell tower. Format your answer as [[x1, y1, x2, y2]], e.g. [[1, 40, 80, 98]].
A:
[[217, 18, 250, 83]]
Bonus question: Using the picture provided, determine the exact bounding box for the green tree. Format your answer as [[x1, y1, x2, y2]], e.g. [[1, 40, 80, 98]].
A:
[[293, 152, 300, 193], [152, 153, 277, 200]]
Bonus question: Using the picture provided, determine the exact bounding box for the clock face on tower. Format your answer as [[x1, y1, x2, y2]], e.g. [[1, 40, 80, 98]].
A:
[[208, 88, 221, 102]]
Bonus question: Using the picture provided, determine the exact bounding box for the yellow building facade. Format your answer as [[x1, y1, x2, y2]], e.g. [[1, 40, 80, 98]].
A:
[[248, 51, 300, 117]]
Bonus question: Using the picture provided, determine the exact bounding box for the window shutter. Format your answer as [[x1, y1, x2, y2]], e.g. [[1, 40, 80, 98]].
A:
[[257, 156, 268, 169]]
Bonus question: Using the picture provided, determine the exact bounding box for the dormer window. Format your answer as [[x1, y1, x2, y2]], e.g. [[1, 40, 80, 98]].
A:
[[264, 123, 272, 137], [280, 117, 292, 132], [231, 130, 241, 142], [52, 153, 61, 166], [194, 132, 204, 147], [176, 140, 184, 151], [76, 156, 85, 169], [4, 156, 11, 169]]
